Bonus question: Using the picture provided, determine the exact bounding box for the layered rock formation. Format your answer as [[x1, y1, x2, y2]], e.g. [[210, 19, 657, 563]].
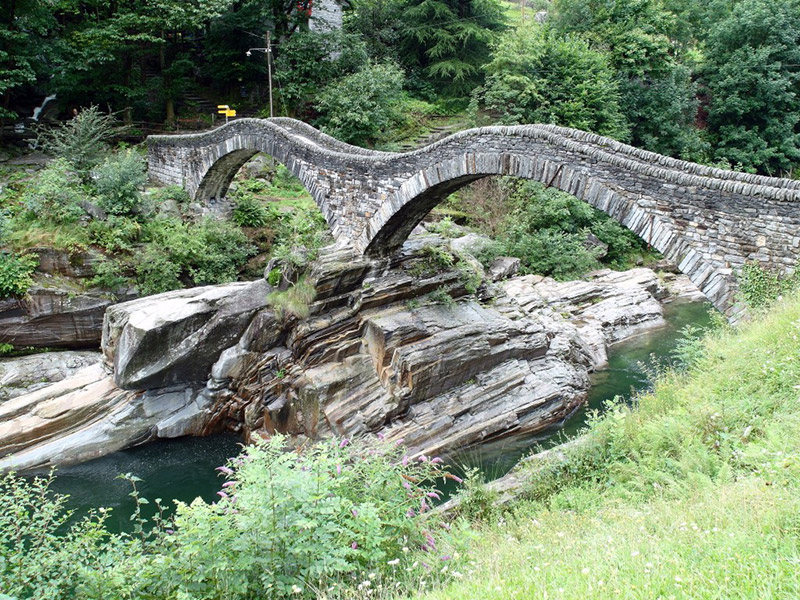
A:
[[0, 231, 703, 471]]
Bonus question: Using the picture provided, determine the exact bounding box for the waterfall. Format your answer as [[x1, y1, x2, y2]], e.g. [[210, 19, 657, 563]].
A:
[[32, 95, 57, 121]]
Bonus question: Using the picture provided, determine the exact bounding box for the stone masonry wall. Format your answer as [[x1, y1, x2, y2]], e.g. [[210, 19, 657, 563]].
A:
[[147, 118, 800, 316]]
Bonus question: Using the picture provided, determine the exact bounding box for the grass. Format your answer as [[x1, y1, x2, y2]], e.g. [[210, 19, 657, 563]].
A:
[[411, 293, 800, 599]]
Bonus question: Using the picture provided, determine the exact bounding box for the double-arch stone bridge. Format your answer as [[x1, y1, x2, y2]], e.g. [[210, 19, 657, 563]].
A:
[[147, 117, 800, 317]]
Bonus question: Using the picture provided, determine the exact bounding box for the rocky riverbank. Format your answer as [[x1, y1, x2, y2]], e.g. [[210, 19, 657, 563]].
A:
[[0, 229, 703, 471]]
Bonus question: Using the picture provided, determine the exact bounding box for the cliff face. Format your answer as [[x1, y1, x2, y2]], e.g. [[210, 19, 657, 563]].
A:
[[0, 230, 698, 471]]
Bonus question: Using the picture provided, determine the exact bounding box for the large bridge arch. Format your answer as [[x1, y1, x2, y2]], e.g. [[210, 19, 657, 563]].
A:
[[147, 119, 800, 317]]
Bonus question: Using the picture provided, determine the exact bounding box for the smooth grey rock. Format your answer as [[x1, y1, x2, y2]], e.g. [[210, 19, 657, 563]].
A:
[[0, 363, 208, 472], [103, 279, 270, 390], [0, 351, 102, 403], [489, 257, 521, 281]]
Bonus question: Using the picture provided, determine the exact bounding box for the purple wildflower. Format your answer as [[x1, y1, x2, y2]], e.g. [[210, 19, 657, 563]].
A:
[[417, 455, 428, 463], [377, 432, 385, 441], [426, 491, 440, 500], [216, 466, 234, 476], [217, 491, 230, 499], [402, 480, 411, 490], [351, 542, 358, 550], [352, 508, 358, 517], [166, 529, 175, 535], [336, 464, 342, 475], [450, 475, 463, 484], [421, 561, 431, 570], [222, 481, 237, 488], [339, 438, 350, 448], [440, 555, 451, 561], [406, 508, 415, 518], [401, 455, 409, 466], [420, 498, 428, 513], [394, 438, 405, 446], [431, 457, 444, 464]]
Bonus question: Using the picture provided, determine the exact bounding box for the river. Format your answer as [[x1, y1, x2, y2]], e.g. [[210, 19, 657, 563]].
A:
[[47, 300, 712, 530]]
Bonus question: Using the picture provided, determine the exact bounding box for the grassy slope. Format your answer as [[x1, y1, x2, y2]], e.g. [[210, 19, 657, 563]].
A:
[[415, 296, 800, 599]]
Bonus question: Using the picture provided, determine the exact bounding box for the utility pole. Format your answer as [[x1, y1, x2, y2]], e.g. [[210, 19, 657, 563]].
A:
[[266, 31, 274, 118]]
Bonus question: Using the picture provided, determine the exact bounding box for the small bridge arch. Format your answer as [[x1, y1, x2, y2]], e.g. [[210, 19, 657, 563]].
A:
[[147, 118, 800, 317]]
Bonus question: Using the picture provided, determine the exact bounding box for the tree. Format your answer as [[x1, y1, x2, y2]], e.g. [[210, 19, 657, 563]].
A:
[[551, 0, 704, 159], [702, 0, 800, 175], [474, 27, 629, 139], [314, 61, 404, 145], [0, 0, 59, 138], [396, 0, 506, 97]]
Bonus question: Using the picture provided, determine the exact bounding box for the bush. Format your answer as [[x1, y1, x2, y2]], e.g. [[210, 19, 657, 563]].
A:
[[315, 62, 405, 145], [0, 436, 463, 600], [93, 150, 147, 216], [87, 216, 142, 252], [738, 262, 800, 310], [36, 106, 118, 176], [0, 251, 38, 298], [22, 159, 86, 225], [135, 217, 256, 294], [232, 194, 271, 227]]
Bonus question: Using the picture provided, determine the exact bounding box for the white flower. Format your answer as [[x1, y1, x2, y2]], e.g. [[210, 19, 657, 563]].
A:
[[291, 584, 303, 594], [388, 558, 400, 566]]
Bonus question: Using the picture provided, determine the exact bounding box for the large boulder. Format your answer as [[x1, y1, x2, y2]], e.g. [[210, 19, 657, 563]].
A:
[[103, 279, 270, 390]]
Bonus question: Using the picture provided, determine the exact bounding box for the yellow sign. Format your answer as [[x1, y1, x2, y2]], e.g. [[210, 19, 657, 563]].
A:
[[217, 104, 229, 110], [225, 109, 236, 117]]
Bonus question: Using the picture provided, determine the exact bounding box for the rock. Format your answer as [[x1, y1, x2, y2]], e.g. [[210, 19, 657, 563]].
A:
[[584, 233, 609, 260], [0, 234, 699, 471], [0, 281, 130, 348], [449, 232, 495, 256], [103, 279, 270, 390], [0, 350, 102, 403], [488, 257, 520, 281], [31, 247, 102, 279], [0, 362, 211, 471]]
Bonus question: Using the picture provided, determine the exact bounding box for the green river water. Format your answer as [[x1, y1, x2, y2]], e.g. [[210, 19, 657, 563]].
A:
[[47, 300, 712, 531]]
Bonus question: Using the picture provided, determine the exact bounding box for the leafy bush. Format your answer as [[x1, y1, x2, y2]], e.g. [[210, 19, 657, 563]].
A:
[[315, 62, 405, 145], [88, 257, 130, 291], [87, 215, 142, 252], [93, 149, 147, 216], [36, 106, 118, 176], [474, 27, 629, 139], [151, 185, 190, 207], [0, 436, 463, 600], [22, 159, 86, 225], [135, 218, 255, 294], [232, 193, 271, 227], [0, 251, 38, 298], [738, 261, 800, 310]]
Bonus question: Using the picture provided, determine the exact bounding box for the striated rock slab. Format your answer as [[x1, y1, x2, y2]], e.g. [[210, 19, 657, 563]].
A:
[[0, 350, 102, 403], [103, 279, 270, 390], [0, 362, 213, 472]]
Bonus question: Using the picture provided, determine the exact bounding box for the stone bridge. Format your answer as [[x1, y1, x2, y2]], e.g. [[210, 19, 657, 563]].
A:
[[147, 117, 800, 317]]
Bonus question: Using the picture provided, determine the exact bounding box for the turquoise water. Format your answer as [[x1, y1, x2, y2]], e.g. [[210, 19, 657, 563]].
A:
[[47, 301, 712, 528], [47, 434, 242, 533]]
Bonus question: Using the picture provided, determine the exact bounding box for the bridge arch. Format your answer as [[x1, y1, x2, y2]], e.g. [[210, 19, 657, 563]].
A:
[[147, 119, 800, 317]]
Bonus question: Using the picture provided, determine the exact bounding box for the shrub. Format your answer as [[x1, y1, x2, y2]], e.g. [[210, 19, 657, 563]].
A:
[[151, 185, 190, 207], [0, 436, 463, 600], [93, 150, 147, 216], [315, 62, 405, 145], [232, 194, 271, 227], [738, 261, 800, 310], [0, 251, 38, 298], [87, 215, 142, 252], [36, 106, 118, 176], [88, 258, 130, 291], [135, 217, 256, 294], [268, 277, 317, 320], [22, 159, 85, 225]]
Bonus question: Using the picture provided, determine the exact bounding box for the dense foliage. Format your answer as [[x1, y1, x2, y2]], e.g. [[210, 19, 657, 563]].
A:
[[0, 436, 464, 599], [1, 0, 797, 173]]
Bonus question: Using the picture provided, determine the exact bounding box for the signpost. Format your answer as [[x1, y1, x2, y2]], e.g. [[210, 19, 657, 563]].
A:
[[217, 105, 236, 124]]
